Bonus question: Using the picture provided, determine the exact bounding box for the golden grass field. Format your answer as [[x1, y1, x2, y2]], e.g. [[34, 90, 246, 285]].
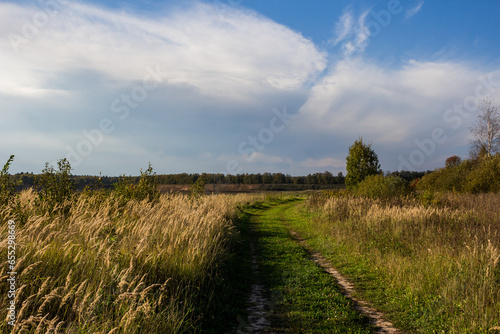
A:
[[306, 192, 500, 333], [1, 187, 499, 333], [0, 190, 260, 333]]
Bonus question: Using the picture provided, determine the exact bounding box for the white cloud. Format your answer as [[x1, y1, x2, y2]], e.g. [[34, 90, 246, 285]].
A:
[[405, 1, 424, 19], [248, 152, 289, 164], [330, 9, 372, 57], [295, 58, 500, 170], [0, 0, 328, 174], [331, 11, 354, 46], [0, 1, 327, 102], [2, 1, 499, 176]]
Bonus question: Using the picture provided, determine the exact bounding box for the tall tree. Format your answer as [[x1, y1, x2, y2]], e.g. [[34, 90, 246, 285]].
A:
[[470, 99, 500, 159], [345, 138, 380, 190]]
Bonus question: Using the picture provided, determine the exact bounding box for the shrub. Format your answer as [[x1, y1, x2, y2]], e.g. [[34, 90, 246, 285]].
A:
[[356, 174, 409, 199], [417, 160, 473, 193], [418, 156, 499, 194], [463, 155, 500, 193], [0, 155, 18, 206], [113, 162, 159, 203], [190, 175, 206, 199], [34, 158, 75, 211], [445, 156, 462, 168]]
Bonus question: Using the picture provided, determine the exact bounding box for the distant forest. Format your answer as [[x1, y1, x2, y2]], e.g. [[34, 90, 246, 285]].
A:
[[12, 170, 426, 190]]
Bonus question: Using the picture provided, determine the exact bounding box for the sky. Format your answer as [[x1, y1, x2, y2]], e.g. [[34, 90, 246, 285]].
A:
[[1, 0, 499, 176]]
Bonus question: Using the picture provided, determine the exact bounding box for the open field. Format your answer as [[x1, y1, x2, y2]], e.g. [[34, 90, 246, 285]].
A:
[[3, 0, 499, 332], [291, 192, 500, 333], [1, 188, 500, 333], [0, 190, 261, 333], [158, 184, 343, 194]]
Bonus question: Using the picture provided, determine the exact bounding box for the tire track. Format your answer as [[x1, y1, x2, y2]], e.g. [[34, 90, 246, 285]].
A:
[[287, 229, 400, 334], [275, 201, 401, 334]]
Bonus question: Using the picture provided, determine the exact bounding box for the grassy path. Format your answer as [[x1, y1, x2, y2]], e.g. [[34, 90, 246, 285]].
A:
[[238, 198, 376, 333]]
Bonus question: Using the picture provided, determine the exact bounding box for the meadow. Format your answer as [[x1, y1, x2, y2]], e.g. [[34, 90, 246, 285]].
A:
[[1, 155, 499, 333], [0, 189, 260, 333], [298, 191, 500, 333]]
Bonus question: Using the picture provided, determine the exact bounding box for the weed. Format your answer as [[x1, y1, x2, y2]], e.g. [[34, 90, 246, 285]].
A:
[[0, 188, 261, 333], [189, 175, 206, 200]]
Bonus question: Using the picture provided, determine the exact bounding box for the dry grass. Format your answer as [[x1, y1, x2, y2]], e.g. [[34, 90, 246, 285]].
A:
[[0, 189, 259, 333], [307, 192, 500, 333]]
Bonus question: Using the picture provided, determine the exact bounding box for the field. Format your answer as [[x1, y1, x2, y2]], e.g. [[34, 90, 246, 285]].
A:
[[0, 189, 261, 333], [300, 192, 500, 333], [157, 183, 342, 194], [1, 187, 500, 333]]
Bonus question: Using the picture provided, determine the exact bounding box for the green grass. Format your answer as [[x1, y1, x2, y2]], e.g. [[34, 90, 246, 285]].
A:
[[285, 193, 500, 334], [240, 197, 374, 333]]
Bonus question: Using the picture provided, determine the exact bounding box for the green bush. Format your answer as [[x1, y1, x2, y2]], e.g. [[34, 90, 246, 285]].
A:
[[113, 162, 159, 203], [0, 155, 18, 206], [35, 158, 75, 212], [463, 155, 500, 193], [356, 174, 409, 199], [190, 175, 206, 199], [417, 160, 472, 193], [418, 156, 499, 194]]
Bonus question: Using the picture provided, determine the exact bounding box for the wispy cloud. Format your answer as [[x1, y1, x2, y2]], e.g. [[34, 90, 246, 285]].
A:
[[405, 1, 424, 19], [329, 9, 372, 57], [331, 10, 354, 46], [300, 157, 345, 169]]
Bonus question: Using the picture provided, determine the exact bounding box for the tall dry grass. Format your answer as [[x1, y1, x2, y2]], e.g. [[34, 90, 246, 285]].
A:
[[0, 189, 258, 333], [307, 192, 500, 333]]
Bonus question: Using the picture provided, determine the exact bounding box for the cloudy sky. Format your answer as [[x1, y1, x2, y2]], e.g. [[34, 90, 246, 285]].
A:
[[1, 0, 499, 176]]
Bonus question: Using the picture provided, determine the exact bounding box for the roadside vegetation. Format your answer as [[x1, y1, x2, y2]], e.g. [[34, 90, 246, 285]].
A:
[[416, 153, 500, 193], [291, 109, 500, 332], [0, 157, 260, 333], [300, 191, 500, 333]]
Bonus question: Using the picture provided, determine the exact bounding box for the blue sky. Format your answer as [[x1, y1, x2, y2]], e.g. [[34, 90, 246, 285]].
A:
[[1, 0, 499, 176]]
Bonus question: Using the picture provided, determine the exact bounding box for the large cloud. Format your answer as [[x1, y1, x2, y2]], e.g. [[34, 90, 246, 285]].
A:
[[0, 0, 327, 174], [0, 1, 326, 100], [294, 58, 500, 171], [2, 1, 499, 176]]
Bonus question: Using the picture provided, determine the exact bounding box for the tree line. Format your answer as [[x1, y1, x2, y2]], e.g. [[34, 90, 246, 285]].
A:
[[10, 171, 348, 190]]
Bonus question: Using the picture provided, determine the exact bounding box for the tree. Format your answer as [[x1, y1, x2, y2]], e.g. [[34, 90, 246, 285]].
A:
[[445, 156, 462, 168], [470, 99, 500, 159], [345, 138, 380, 190]]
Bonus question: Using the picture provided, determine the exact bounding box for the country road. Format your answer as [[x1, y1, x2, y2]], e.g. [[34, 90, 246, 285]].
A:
[[237, 198, 400, 334]]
